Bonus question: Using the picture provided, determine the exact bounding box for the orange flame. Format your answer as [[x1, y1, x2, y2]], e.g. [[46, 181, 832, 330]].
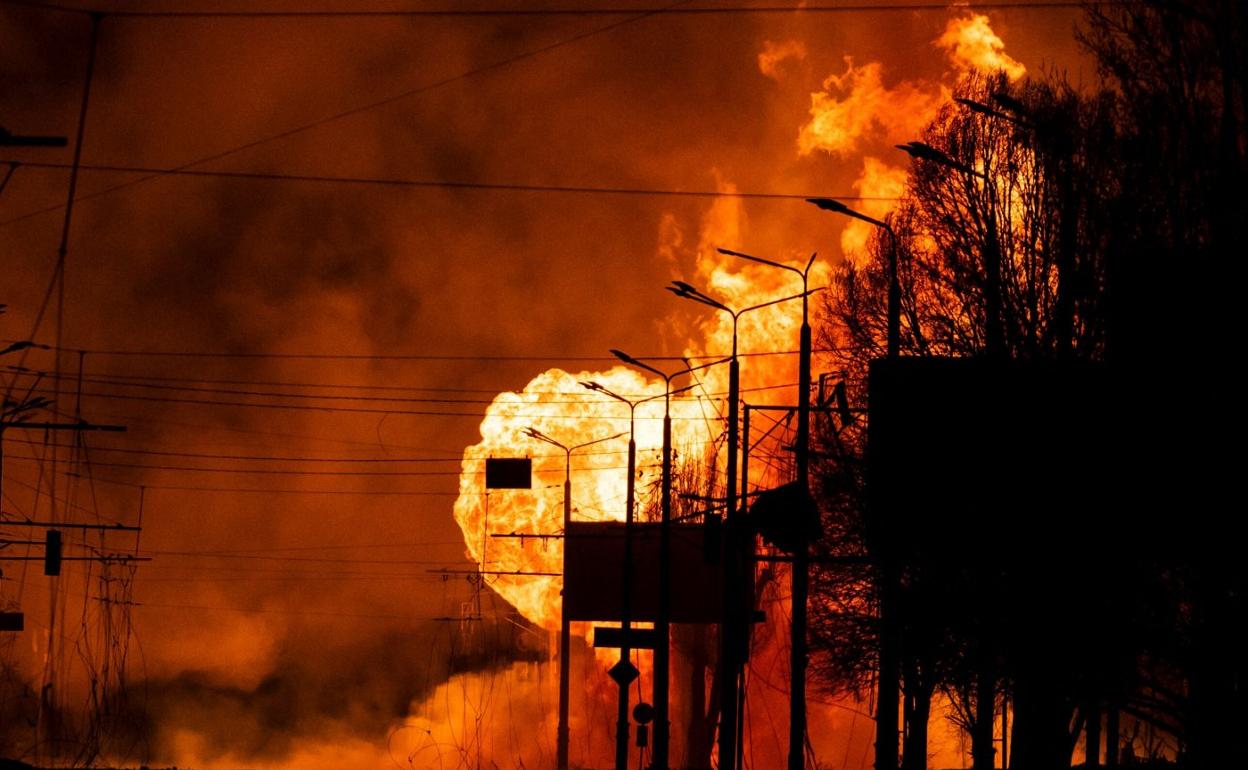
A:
[[453, 190, 825, 632], [936, 14, 1026, 80], [798, 58, 948, 158]]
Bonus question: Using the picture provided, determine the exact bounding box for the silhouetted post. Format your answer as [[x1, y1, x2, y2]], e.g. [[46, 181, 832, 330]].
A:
[[1085, 699, 1101, 768], [792, 304, 812, 770], [973, 671, 995, 770], [559, 469, 571, 770], [806, 199, 906, 770], [1104, 706, 1119, 768], [667, 281, 814, 770], [737, 403, 751, 770], [524, 427, 625, 770], [1002, 693, 1010, 769], [717, 249, 819, 770], [610, 352, 728, 770], [579, 381, 672, 770], [895, 142, 1001, 355]]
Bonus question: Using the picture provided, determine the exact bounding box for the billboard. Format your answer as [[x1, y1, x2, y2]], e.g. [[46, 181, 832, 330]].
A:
[[563, 521, 724, 624]]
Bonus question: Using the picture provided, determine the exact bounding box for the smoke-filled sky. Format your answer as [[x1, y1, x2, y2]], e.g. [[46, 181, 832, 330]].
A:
[[1, 2, 1090, 768]]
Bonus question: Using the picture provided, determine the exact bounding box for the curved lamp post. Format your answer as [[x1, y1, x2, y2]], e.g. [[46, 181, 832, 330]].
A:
[[896, 141, 1004, 357], [524, 426, 626, 770], [667, 281, 821, 770], [576, 381, 688, 770], [606, 351, 730, 770], [715, 247, 819, 770], [805, 198, 901, 359]]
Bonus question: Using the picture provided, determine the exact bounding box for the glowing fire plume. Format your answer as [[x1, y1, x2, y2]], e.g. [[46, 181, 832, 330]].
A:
[[453, 195, 826, 632]]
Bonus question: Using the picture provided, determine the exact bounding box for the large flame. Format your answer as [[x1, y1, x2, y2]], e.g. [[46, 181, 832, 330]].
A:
[[452, 189, 825, 631], [453, 11, 1024, 635], [445, 12, 1028, 769]]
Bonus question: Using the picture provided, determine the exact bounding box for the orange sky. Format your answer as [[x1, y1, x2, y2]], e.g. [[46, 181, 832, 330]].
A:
[[0, 3, 1091, 768]]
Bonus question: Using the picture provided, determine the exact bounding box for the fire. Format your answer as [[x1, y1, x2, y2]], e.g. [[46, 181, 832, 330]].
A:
[[936, 13, 1026, 81], [452, 365, 665, 630], [445, 11, 1027, 768], [840, 157, 910, 264], [452, 191, 823, 632], [797, 13, 1026, 264], [797, 57, 947, 158]]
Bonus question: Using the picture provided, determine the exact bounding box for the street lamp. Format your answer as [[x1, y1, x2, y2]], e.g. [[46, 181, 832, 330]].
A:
[[576, 381, 687, 770], [896, 141, 1003, 356], [895, 141, 985, 179], [607, 350, 730, 770], [666, 281, 820, 769], [524, 426, 626, 770], [805, 198, 901, 359], [715, 247, 819, 770]]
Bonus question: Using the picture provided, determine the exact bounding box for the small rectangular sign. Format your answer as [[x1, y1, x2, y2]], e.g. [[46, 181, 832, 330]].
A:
[[485, 458, 532, 489], [0, 612, 25, 632], [565, 522, 726, 623], [592, 626, 660, 650]]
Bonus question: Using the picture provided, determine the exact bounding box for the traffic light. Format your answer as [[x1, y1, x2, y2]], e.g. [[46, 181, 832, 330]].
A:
[[44, 530, 62, 576]]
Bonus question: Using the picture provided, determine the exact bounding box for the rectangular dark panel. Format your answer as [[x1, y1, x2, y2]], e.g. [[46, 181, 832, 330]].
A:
[[0, 612, 24, 632], [564, 521, 724, 623], [485, 457, 532, 489], [592, 626, 661, 649]]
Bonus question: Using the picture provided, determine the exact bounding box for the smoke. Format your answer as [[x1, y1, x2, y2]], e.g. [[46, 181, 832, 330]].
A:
[[757, 39, 807, 80], [0, 3, 1061, 768]]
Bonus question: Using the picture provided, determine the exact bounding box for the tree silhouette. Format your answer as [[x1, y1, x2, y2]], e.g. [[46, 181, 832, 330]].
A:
[[812, 68, 1141, 770]]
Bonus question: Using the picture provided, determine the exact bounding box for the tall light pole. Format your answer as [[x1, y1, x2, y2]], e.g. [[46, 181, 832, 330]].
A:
[[805, 199, 901, 359], [896, 141, 1003, 357], [805, 198, 904, 770], [667, 281, 819, 770], [716, 247, 819, 770], [524, 426, 626, 770], [608, 350, 730, 770], [577, 381, 682, 770]]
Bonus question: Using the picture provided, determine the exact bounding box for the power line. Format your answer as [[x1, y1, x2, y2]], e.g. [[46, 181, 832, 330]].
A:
[[0, 0, 700, 227], [16, 385, 734, 419], [140, 540, 466, 554], [7, 440, 463, 463], [5, 363, 800, 399], [140, 551, 466, 565], [0, 1, 1106, 19], [14, 386, 728, 424], [117, 600, 456, 622], [3, 339, 817, 360], [3, 436, 648, 463], [3, 452, 639, 476], [0, 160, 890, 205], [75, 476, 475, 495]]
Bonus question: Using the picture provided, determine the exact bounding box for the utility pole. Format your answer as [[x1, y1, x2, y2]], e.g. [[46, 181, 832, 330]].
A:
[[666, 282, 813, 770], [611, 352, 728, 770], [524, 427, 624, 770], [716, 249, 819, 770]]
